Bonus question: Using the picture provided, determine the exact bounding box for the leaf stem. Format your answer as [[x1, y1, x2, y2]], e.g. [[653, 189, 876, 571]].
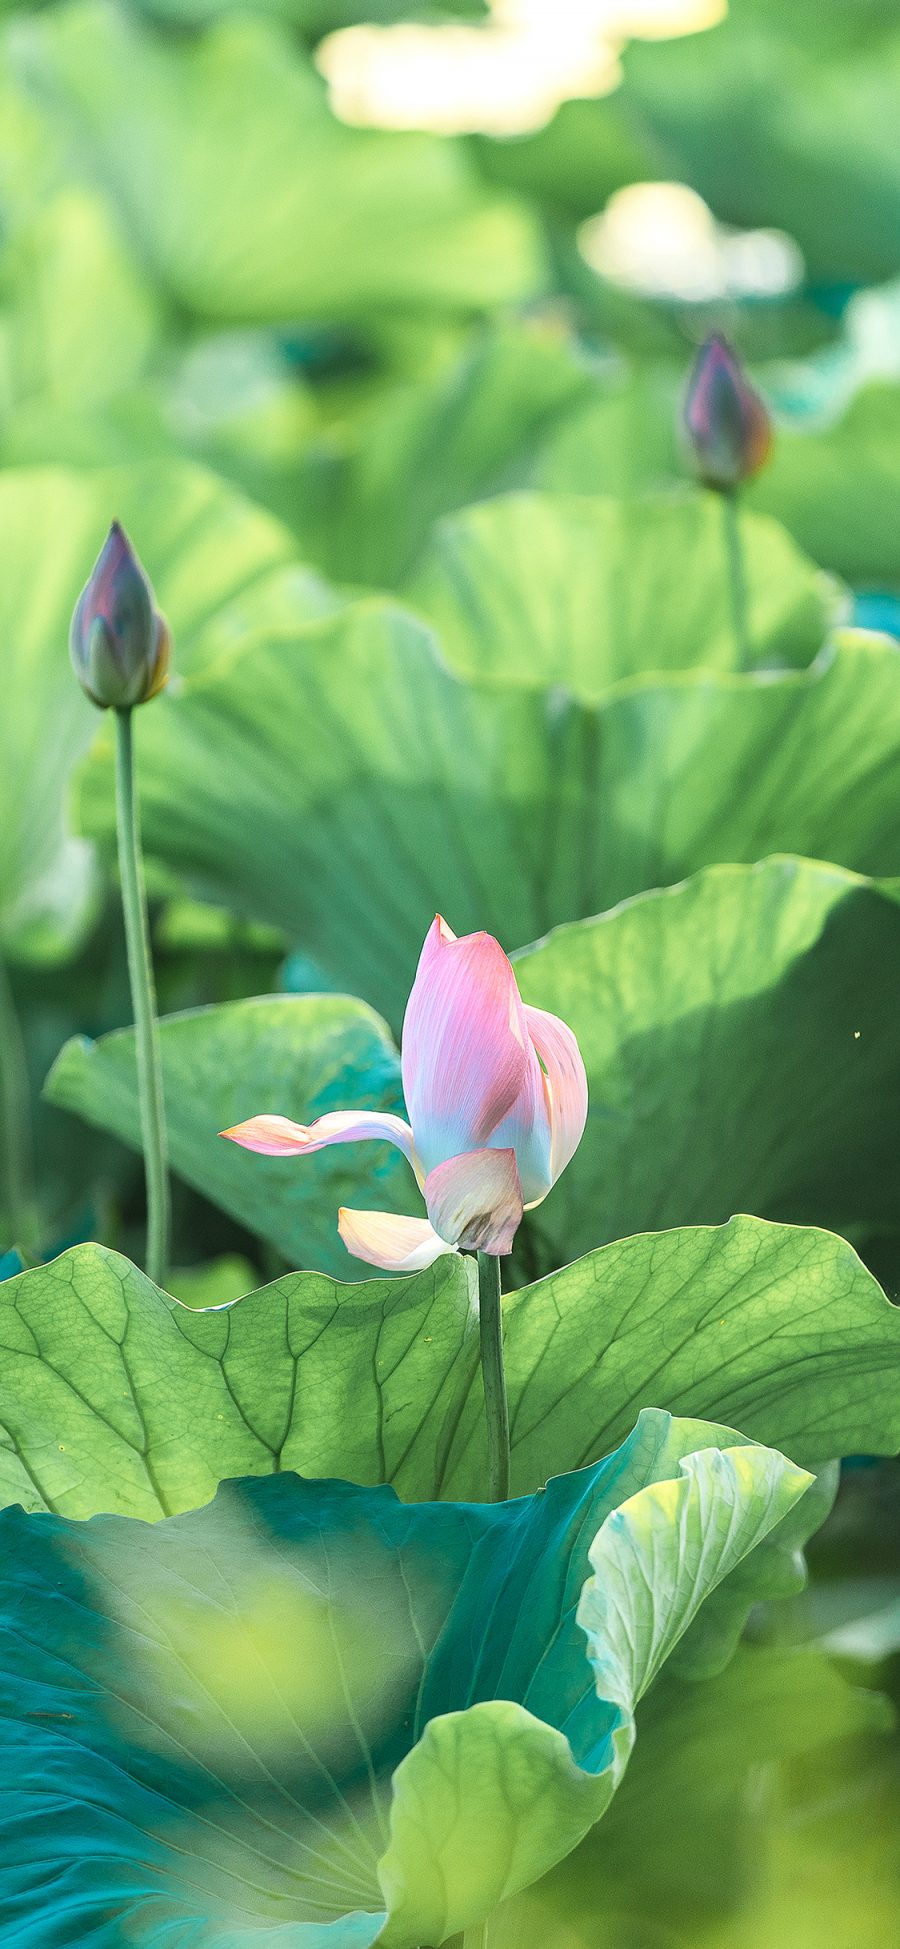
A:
[[0, 955, 36, 1251], [114, 707, 170, 1288], [477, 1250, 510, 1503], [722, 488, 751, 670]]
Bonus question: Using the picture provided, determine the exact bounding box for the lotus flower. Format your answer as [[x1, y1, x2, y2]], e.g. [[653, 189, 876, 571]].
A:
[[71, 522, 171, 710], [222, 917, 588, 1271], [684, 333, 772, 493]]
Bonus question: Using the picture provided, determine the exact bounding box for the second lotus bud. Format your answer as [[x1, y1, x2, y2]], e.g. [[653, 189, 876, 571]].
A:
[[70, 522, 171, 710], [684, 333, 772, 494]]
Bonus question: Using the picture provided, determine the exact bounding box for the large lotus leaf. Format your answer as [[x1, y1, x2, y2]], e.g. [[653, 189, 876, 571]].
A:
[[511, 857, 900, 1273], [7, 3, 541, 323], [46, 994, 410, 1279], [493, 1218, 896, 1500], [749, 383, 900, 590], [0, 1416, 808, 1946], [0, 458, 332, 963], [292, 323, 596, 585], [1, 1220, 896, 1523], [406, 491, 837, 690], [75, 605, 900, 1026]]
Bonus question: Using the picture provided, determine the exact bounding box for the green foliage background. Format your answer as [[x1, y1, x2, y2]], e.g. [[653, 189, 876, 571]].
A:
[[1, 0, 900, 1942]]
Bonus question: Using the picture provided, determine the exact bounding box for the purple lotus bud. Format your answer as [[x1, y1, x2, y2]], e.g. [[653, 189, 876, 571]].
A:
[[683, 334, 772, 493], [70, 523, 171, 710]]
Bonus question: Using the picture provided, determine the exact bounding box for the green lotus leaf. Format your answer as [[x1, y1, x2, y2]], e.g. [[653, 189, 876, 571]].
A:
[[0, 1244, 476, 1519], [511, 856, 900, 1272], [406, 491, 838, 689], [0, 1414, 808, 1945], [292, 324, 596, 586], [1, 1221, 895, 1525], [750, 382, 900, 589], [46, 994, 410, 1280], [531, 364, 687, 499], [75, 604, 900, 1026], [8, 2, 541, 322], [456, 1218, 900, 1501]]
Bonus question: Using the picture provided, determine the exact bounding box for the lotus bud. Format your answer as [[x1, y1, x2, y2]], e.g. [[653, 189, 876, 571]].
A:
[[70, 523, 171, 710], [683, 333, 772, 493]]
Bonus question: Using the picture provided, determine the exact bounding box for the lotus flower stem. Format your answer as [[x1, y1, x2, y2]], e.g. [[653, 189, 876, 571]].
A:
[[478, 1250, 510, 1503], [114, 707, 170, 1288], [722, 489, 751, 670], [462, 1924, 489, 1948], [0, 957, 36, 1254]]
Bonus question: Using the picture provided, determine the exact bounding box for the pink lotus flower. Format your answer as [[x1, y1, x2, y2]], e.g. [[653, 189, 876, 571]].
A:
[[222, 916, 588, 1272]]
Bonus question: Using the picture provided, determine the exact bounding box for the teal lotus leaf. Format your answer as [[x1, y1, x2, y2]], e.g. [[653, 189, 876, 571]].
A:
[[0, 1412, 808, 1945]]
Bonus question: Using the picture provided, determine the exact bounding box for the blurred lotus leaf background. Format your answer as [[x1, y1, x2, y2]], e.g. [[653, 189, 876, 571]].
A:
[[1, 2, 900, 1945]]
